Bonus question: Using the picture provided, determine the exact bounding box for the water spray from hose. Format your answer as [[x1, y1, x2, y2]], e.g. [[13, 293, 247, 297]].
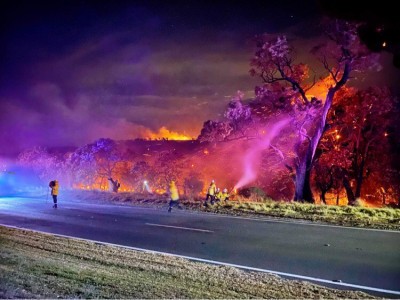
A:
[[143, 180, 153, 193], [234, 118, 290, 190]]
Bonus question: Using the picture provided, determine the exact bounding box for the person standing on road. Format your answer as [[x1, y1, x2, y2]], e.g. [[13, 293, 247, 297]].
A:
[[168, 180, 182, 212], [49, 180, 59, 208]]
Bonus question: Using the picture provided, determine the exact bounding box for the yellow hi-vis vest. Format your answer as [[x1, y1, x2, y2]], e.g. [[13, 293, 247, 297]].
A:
[[169, 183, 179, 201], [208, 183, 216, 195], [221, 192, 230, 200], [51, 181, 59, 195]]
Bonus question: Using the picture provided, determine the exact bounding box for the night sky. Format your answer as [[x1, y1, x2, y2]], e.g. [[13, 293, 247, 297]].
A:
[[1, 0, 399, 156]]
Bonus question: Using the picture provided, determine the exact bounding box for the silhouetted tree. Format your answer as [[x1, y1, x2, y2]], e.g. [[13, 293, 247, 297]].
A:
[[198, 120, 233, 144], [69, 138, 125, 189], [325, 87, 395, 204], [249, 20, 379, 202]]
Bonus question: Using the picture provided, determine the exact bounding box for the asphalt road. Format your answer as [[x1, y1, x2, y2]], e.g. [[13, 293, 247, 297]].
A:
[[0, 196, 399, 297]]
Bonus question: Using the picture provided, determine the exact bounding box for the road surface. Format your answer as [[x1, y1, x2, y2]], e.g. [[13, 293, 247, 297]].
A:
[[0, 195, 399, 297]]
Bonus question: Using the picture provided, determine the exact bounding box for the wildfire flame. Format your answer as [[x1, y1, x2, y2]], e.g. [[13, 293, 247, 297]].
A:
[[146, 126, 192, 140], [305, 76, 335, 100]]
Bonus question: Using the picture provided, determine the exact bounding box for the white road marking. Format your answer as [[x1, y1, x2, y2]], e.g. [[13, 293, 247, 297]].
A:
[[145, 223, 213, 233], [1, 224, 399, 296]]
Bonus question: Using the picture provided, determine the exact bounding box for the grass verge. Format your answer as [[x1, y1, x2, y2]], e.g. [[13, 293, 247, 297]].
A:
[[0, 226, 376, 299], [213, 200, 400, 231]]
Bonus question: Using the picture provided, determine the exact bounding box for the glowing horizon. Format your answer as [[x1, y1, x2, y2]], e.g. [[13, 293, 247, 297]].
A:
[[144, 126, 194, 141]]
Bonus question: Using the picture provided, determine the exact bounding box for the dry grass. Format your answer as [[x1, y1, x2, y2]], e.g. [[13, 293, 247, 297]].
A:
[[0, 226, 377, 299], [217, 200, 400, 230]]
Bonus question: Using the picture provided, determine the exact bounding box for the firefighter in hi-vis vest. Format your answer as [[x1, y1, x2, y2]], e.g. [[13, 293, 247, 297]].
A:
[[204, 179, 217, 206], [215, 187, 222, 202], [49, 180, 59, 208], [168, 180, 182, 212], [221, 188, 230, 202]]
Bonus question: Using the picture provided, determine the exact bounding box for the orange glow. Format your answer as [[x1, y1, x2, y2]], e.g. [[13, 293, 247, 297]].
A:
[[356, 198, 380, 208], [154, 188, 166, 194], [203, 149, 209, 155], [335, 134, 341, 140], [306, 76, 335, 100], [146, 126, 192, 140], [324, 192, 348, 206], [73, 178, 134, 192]]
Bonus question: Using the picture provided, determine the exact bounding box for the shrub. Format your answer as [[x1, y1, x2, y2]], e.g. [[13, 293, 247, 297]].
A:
[[184, 173, 203, 200], [237, 187, 266, 201]]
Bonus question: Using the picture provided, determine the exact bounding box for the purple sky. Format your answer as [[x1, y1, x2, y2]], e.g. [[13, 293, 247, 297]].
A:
[[1, 0, 399, 156]]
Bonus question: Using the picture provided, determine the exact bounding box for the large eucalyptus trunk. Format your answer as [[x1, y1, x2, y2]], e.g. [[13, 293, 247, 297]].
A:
[[293, 91, 335, 203], [294, 159, 313, 203], [293, 62, 350, 203]]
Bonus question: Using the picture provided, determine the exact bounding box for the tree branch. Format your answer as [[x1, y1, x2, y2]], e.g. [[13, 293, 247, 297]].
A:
[[322, 55, 338, 84], [275, 62, 309, 105], [304, 74, 317, 93]]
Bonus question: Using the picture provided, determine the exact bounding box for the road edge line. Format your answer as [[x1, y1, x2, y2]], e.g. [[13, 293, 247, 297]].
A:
[[1, 223, 399, 296]]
